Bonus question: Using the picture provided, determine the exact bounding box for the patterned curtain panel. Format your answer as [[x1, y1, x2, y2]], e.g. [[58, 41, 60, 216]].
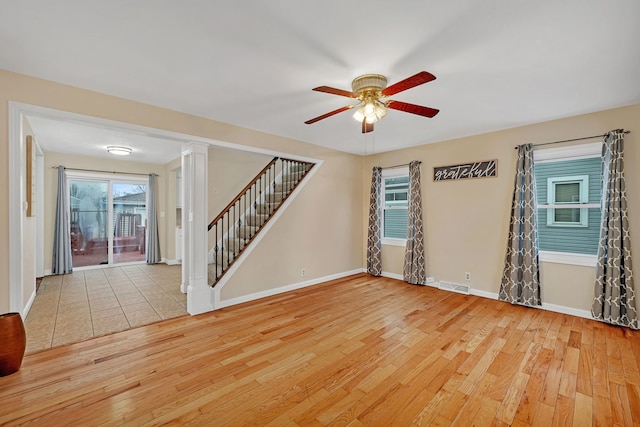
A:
[[592, 130, 637, 329], [404, 161, 426, 284], [52, 166, 73, 275], [367, 167, 382, 276], [499, 144, 541, 306], [146, 173, 162, 264]]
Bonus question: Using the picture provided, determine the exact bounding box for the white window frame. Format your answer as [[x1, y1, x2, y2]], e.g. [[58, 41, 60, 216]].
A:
[[533, 142, 601, 267], [545, 174, 589, 227], [381, 167, 409, 246]]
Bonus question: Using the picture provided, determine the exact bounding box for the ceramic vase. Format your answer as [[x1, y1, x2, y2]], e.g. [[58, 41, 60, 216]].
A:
[[0, 312, 27, 376]]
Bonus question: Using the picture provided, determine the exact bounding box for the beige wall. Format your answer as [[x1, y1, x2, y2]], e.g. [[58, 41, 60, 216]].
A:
[[363, 104, 640, 313], [221, 153, 363, 299], [42, 152, 168, 271], [0, 69, 364, 313]]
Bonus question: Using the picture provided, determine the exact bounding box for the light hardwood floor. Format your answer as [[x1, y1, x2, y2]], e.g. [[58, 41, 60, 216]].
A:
[[1, 273, 639, 426]]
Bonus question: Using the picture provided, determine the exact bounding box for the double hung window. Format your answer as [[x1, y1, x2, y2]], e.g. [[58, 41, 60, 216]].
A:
[[534, 142, 602, 266]]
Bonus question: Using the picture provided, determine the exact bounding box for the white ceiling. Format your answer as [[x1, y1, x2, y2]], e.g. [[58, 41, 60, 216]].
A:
[[2, 1, 640, 156], [27, 115, 183, 164]]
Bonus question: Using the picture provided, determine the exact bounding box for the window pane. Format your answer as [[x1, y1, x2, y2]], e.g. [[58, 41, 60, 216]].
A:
[[555, 182, 580, 203], [384, 209, 408, 239], [70, 180, 109, 268], [537, 207, 600, 255], [554, 208, 580, 223], [384, 176, 409, 207]]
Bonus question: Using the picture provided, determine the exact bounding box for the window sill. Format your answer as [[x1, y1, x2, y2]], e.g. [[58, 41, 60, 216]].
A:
[[382, 238, 406, 247], [539, 251, 596, 267]]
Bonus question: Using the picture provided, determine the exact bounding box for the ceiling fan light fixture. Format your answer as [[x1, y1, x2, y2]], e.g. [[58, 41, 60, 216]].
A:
[[352, 107, 365, 122], [107, 145, 132, 156], [374, 103, 387, 119]]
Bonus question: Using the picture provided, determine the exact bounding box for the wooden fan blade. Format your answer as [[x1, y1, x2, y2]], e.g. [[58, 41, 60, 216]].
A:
[[305, 105, 355, 124], [312, 86, 358, 98], [381, 71, 436, 97], [362, 120, 374, 133], [387, 100, 439, 118]]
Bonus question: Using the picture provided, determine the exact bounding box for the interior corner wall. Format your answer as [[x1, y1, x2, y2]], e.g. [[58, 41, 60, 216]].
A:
[[0, 69, 364, 313], [362, 104, 640, 314]]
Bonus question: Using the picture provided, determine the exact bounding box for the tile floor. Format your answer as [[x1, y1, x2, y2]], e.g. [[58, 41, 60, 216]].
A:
[[24, 264, 187, 354]]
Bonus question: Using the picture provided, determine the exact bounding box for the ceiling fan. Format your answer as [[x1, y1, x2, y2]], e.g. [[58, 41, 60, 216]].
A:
[[305, 71, 439, 133]]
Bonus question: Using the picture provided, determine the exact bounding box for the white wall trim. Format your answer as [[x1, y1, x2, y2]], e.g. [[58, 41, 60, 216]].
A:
[[381, 276, 595, 320], [381, 238, 406, 247], [22, 290, 36, 318], [8, 102, 24, 313], [539, 251, 597, 267], [468, 287, 593, 319], [162, 258, 181, 266], [541, 302, 593, 320], [218, 268, 364, 309], [212, 159, 324, 309], [381, 271, 404, 280]]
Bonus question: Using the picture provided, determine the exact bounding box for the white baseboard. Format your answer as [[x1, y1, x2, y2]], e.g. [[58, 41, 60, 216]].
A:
[[541, 302, 592, 320], [162, 258, 181, 266], [23, 289, 36, 317], [381, 271, 403, 281], [43, 269, 52, 276], [218, 268, 364, 309], [469, 286, 593, 320], [391, 278, 595, 321]]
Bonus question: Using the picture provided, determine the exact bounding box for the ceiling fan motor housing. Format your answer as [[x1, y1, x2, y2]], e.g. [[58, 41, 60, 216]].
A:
[[351, 74, 388, 96]]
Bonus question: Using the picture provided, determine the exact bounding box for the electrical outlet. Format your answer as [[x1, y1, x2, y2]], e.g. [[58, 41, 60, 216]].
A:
[[464, 272, 471, 281], [301, 268, 306, 277]]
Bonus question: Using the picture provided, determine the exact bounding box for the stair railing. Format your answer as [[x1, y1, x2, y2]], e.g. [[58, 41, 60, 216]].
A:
[[208, 156, 315, 285]]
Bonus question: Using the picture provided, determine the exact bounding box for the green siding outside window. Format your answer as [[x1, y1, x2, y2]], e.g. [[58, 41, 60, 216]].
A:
[[383, 175, 409, 240], [384, 209, 408, 239]]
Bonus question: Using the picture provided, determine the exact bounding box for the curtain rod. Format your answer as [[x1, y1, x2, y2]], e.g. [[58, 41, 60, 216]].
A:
[[514, 130, 631, 149], [382, 161, 422, 169], [51, 166, 157, 177]]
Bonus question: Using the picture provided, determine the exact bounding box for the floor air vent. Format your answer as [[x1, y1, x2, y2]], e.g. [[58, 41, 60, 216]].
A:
[[438, 281, 471, 295]]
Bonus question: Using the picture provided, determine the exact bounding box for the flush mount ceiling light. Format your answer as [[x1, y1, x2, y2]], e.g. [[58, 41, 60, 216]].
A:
[[305, 71, 439, 133], [106, 145, 132, 156]]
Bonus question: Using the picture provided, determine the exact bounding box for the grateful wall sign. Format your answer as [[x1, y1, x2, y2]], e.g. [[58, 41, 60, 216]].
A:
[[433, 159, 497, 181]]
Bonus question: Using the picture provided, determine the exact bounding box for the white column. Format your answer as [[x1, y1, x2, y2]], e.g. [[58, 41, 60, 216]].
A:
[[183, 142, 213, 315]]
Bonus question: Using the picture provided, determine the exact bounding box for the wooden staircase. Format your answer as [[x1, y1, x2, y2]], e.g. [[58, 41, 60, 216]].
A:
[[207, 158, 315, 287]]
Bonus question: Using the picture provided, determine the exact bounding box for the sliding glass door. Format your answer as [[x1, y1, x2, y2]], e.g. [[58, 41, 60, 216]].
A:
[[69, 176, 148, 269], [112, 182, 147, 264]]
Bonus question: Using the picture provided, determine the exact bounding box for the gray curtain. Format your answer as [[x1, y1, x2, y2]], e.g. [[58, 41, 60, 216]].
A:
[[592, 130, 637, 329], [404, 161, 426, 284], [52, 166, 73, 274], [367, 167, 382, 276], [146, 173, 162, 264], [499, 144, 541, 306]]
